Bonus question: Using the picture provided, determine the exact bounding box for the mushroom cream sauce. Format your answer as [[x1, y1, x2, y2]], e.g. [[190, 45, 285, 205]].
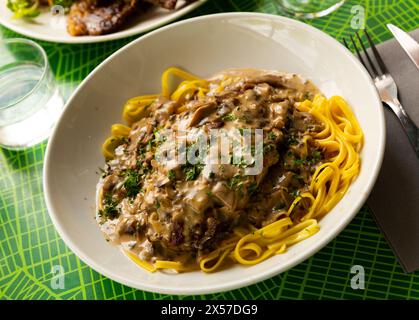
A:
[[97, 68, 363, 273]]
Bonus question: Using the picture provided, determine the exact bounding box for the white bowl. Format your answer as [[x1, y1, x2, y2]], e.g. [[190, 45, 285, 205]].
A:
[[44, 13, 385, 295]]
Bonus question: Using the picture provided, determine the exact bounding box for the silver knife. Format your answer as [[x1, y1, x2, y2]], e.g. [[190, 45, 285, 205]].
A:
[[387, 24, 419, 70]]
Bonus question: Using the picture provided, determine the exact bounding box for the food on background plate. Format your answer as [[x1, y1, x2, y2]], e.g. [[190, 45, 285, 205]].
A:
[[6, 0, 181, 36], [67, 0, 138, 36], [96, 67, 364, 273]]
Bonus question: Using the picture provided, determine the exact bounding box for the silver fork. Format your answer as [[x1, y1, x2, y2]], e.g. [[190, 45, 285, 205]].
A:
[[343, 29, 419, 157]]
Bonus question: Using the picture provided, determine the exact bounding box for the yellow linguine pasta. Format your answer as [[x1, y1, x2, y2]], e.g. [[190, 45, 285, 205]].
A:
[[103, 68, 364, 273], [196, 95, 363, 272]]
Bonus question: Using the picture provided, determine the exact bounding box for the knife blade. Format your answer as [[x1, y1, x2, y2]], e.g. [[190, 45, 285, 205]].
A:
[[387, 24, 419, 70]]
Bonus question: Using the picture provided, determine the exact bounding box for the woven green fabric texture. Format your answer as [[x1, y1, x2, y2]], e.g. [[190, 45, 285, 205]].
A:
[[1, 0, 419, 300]]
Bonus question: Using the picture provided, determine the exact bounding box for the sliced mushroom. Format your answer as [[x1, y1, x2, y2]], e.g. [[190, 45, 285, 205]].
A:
[[188, 102, 217, 127], [212, 181, 236, 209]]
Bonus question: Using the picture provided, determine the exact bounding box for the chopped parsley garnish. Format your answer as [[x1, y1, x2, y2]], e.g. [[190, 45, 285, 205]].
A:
[[221, 113, 236, 121], [292, 158, 304, 166], [288, 136, 299, 145], [290, 149, 323, 167], [227, 174, 244, 191], [147, 139, 154, 150], [168, 169, 176, 181], [137, 146, 146, 157], [123, 169, 141, 198], [182, 164, 203, 181], [99, 193, 119, 219], [180, 147, 205, 181], [153, 130, 167, 145], [236, 157, 250, 168], [268, 132, 277, 141], [312, 150, 322, 161]]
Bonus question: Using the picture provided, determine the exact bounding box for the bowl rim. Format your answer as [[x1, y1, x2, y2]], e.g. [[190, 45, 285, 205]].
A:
[[43, 12, 385, 295]]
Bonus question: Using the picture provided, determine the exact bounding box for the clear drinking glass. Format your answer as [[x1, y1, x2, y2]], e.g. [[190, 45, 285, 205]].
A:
[[0, 38, 64, 149], [276, 0, 346, 19]]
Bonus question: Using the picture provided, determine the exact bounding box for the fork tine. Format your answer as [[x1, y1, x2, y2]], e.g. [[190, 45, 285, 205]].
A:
[[355, 32, 379, 77], [364, 29, 389, 75], [347, 35, 375, 78]]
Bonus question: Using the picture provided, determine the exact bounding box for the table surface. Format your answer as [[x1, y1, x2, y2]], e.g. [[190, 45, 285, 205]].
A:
[[1, 0, 418, 300]]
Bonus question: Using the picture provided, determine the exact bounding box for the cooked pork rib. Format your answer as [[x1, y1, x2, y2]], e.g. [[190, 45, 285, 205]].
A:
[[67, 0, 139, 36]]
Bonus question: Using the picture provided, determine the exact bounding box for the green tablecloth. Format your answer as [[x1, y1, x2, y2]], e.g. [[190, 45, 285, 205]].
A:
[[1, 0, 418, 300]]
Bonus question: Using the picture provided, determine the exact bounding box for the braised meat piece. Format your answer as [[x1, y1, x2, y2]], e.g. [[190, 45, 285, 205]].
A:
[[67, 0, 139, 36]]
